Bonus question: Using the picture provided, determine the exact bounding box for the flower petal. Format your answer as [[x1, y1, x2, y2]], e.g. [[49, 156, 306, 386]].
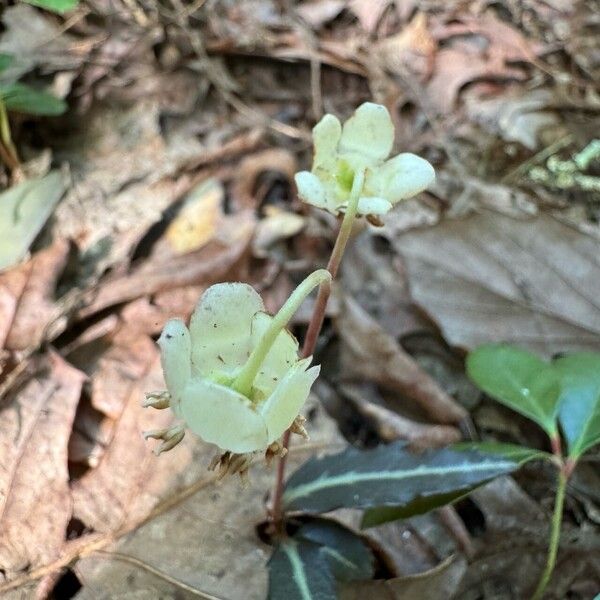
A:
[[259, 358, 320, 444], [339, 102, 394, 163], [357, 196, 393, 215], [372, 153, 435, 203], [180, 378, 269, 453], [189, 283, 264, 377], [295, 171, 327, 208], [312, 113, 342, 171], [157, 318, 191, 417], [250, 311, 300, 399]]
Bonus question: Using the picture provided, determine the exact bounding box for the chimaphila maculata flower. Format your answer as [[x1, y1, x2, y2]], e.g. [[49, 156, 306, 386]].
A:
[[143, 270, 330, 476], [294, 102, 435, 216]]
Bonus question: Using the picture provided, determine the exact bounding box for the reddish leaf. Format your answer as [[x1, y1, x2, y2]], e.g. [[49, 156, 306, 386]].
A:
[[0, 353, 85, 578]]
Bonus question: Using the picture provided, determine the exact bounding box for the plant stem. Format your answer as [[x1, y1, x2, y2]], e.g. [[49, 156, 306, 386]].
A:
[[232, 269, 331, 397], [531, 469, 567, 600], [270, 169, 365, 529]]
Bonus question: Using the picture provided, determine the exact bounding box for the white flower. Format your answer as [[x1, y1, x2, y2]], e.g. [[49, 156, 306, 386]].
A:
[[147, 282, 320, 455], [295, 102, 435, 215]]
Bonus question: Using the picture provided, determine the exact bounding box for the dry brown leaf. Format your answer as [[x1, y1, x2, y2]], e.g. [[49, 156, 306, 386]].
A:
[[0, 240, 69, 353], [376, 12, 436, 81], [341, 554, 467, 600], [296, 0, 347, 28], [88, 326, 158, 419], [71, 327, 180, 533], [426, 14, 542, 113], [393, 211, 600, 356], [341, 383, 461, 449], [349, 0, 390, 33], [0, 353, 85, 580], [337, 295, 467, 424], [71, 396, 345, 599], [77, 212, 254, 320]]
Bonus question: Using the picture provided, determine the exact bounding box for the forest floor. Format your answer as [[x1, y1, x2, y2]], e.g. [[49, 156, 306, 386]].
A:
[[0, 0, 599, 598]]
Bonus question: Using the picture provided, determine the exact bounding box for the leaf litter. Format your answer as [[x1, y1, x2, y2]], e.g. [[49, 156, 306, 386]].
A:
[[0, 0, 599, 598]]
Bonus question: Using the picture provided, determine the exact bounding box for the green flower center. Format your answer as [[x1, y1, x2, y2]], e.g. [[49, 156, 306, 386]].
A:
[[335, 159, 355, 194]]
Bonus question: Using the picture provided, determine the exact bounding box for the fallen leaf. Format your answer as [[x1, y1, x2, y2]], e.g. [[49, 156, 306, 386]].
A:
[[464, 87, 561, 151], [0, 5, 86, 83], [341, 554, 467, 600], [70, 337, 180, 533], [296, 0, 347, 29], [0, 352, 85, 579], [77, 212, 253, 319], [87, 326, 158, 419], [71, 396, 345, 599], [393, 211, 600, 356], [337, 294, 468, 424], [349, 0, 390, 33], [0, 239, 69, 353], [253, 206, 305, 257], [341, 383, 461, 449], [162, 179, 224, 255], [376, 12, 436, 81], [0, 171, 66, 272], [426, 14, 542, 113]]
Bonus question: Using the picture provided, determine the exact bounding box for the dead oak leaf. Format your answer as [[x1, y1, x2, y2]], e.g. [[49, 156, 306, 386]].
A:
[[427, 14, 544, 113], [71, 327, 193, 534], [0, 353, 85, 580], [393, 210, 600, 356], [0, 240, 69, 354]]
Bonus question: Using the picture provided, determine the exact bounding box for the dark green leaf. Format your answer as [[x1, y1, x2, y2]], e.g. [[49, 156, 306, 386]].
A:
[[452, 442, 552, 465], [0, 54, 13, 72], [282, 441, 517, 513], [467, 344, 560, 436], [360, 442, 544, 527], [0, 83, 67, 116], [268, 539, 336, 600], [20, 0, 79, 13], [295, 519, 374, 582], [362, 490, 470, 528], [555, 353, 600, 458]]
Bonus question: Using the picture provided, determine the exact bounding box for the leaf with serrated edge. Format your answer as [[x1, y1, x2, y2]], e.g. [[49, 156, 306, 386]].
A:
[[467, 344, 560, 436], [283, 441, 517, 513], [453, 441, 551, 465], [555, 353, 600, 458], [295, 519, 374, 581], [268, 539, 336, 600], [361, 442, 550, 528]]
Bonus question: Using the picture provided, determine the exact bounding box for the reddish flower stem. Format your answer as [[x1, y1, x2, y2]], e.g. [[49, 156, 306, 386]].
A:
[[270, 170, 365, 530]]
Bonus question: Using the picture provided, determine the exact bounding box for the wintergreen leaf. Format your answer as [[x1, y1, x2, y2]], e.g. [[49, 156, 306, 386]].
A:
[[20, 0, 79, 14], [0, 171, 66, 272], [295, 519, 374, 581], [467, 344, 561, 436], [555, 353, 600, 458], [268, 539, 336, 600], [452, 442, 552, 466], [0, 83, 67, 116], [282, 441, 517, 513], [361, 442, 545, 528], [0, 54, 13, 72], [362, 490, 470, 528]]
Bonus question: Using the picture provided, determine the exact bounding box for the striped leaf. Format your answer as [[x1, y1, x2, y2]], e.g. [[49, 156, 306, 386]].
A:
[[362, 442, 546, 528], [268, 539, 336, 600], [282, 442, 518, 513], [295, 519, 374, 581]]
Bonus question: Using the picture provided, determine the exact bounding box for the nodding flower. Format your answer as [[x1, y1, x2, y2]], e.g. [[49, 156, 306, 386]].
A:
[[143, 271, 330, 458]]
